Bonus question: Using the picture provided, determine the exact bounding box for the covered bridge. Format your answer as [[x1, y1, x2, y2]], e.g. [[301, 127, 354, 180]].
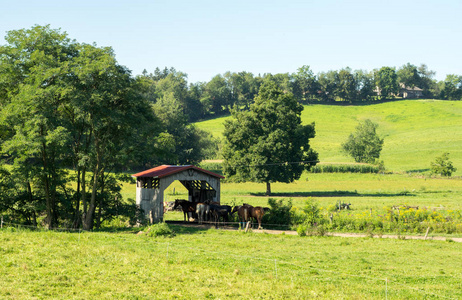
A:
[[132, 165, 225, 223]]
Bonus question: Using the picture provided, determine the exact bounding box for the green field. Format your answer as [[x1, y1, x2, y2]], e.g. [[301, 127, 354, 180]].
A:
[[3, 100, 462, 299], [1, 228, 461, 299], [196, 100, 462, 175]]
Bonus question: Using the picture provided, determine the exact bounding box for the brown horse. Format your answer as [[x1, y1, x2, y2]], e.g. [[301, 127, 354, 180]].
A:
[[234, 204, 268, 230], [232, 205, 251, 229], [248, 206, 267, 229], [173, 199, 197, 222]]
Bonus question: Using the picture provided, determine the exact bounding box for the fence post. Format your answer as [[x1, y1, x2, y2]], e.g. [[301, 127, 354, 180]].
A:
[[245, 221, 251, 233], [166, 242, 169, 260], [274, 259, 278, 279], [385, 278, 388, 300], [424, 227, 431, 240]]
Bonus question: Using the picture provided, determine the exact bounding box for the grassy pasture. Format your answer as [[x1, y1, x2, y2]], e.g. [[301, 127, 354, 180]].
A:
[[158, 172, 462, 212], [1, 228, 461, 299], [196, 100, 462, 175], [142, 172, 462, 236]]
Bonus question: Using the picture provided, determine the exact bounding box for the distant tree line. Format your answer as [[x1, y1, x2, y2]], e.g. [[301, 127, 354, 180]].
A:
[[139, 63, 462, 123]]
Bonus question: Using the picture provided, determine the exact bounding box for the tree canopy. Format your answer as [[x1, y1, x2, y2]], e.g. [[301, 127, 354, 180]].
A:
[[0, 26, 163, 229], [222, 82, 318, 195], [342, 119, 384, 164]]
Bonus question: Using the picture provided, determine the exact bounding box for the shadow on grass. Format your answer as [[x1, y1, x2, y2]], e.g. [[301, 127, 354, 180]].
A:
[[250, 191, 416, 197], [406, 168, 431, 173], [166, 222, 218, 235]]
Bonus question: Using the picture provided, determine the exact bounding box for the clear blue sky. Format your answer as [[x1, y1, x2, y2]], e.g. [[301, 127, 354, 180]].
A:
[[1, 0, 461, 83]]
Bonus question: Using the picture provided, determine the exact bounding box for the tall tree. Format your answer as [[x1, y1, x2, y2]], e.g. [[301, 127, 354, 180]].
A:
[[336, 68, 356, 101], [291, 65, 318, 103], [68, 44, 160, 230], [439, 74, 462, 100], [0, 25, 77, 227], [397, 63, 421, 88], [0, 25, 161, 229], [317, 71, 338, 102], [354, 70, 375, 101], [201, 74, 232, 116], [222, 82, 318, 195], [375, 67, 398, 99]]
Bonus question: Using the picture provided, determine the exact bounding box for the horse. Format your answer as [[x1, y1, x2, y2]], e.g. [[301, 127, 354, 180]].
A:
[[232, 205, 251, 229], [196, 203, 210, 224], [209, 204, 232, 228], [233, 204, 268, 230], [163, 201, 175, 213], [248, 206, 268, 230], [173, 199, 197, 222]]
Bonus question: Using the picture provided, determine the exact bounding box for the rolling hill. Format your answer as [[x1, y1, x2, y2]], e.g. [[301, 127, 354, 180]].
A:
[[196, 100, 462, 175]]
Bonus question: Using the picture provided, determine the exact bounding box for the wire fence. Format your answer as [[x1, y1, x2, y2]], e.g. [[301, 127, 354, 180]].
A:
[[0, 220, 459, 299]]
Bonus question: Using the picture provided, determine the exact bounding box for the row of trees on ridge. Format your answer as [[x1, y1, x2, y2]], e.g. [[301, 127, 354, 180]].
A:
[[139, 63, 462, 123]]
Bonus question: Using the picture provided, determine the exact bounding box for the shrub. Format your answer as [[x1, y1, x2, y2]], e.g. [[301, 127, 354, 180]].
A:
[[301, 199, 321, 226], [146, 223, 175, 238], [262, 198, 292, 228], [297, 224, 307, 236], [431, 153, 457, 176]]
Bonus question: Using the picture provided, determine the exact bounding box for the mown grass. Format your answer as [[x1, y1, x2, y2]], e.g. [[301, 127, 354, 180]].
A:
[[1, 227, 461, 299], [196, 100, 462, 175]]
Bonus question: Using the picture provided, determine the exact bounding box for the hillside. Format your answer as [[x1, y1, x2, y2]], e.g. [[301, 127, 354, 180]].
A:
[[196, 100, 462, 175]]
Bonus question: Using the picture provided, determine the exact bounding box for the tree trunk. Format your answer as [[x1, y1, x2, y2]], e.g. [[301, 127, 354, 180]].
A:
[[83, 138, 101, 231], [96, 172, 105, 229], [73, 169, 81, 229], [266, 182, 271, 196], [41, 138, 54, 229], [26, 181, 37, 227]]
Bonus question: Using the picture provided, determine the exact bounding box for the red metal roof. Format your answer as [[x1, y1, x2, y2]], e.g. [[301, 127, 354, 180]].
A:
[[132, 165, 225, 179]]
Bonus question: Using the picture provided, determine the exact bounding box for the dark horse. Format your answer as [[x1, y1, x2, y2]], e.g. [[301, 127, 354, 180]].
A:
[[209, 204, 232, 228], [173, 199, 197, 222]]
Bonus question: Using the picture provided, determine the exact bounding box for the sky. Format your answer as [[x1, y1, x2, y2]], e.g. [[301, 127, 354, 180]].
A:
[[1, 0, 461, 83]]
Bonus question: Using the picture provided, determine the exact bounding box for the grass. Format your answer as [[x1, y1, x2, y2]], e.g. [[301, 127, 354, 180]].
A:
[[161, 172, 462, 211], [196, 99, 462, 175], [1, 227, 461, 299], [3, 100, 462, 298], [145, 172, 462, 235]]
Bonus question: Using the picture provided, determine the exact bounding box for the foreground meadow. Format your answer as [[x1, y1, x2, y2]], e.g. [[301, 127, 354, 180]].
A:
[[1, 227, 461, 299]]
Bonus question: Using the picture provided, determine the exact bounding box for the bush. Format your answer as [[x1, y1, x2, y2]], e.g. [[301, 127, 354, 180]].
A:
[[431, 153, 457, 176], [297, 224, 307, 236], [262, 198, 292, 229], [301, 199, 321, 226], [146, 223, 175, 238]]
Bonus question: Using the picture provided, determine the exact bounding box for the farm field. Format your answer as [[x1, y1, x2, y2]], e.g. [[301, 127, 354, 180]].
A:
[[196, 100, 462, 175], [124, 172, 462, 237], [1, 228, 461, 299]]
